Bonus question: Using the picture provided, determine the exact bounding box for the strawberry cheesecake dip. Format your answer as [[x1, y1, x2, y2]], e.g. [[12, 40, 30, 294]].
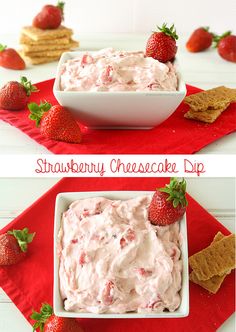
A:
[[58, 194, 183, 314], [59, 48, 178, 92]]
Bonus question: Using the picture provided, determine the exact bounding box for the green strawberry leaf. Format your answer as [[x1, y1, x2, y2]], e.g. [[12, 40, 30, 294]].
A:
[[31, 303, 53, 332], [0, 44, 7, 52], [20, 77, 39, 96], [202, 26, 210, 32], [31, 312, 42, 320], [157, 23, 178, 40], [57, 1, 65, 10], [8, 228, 36, 252], [27, 233, 35, 243], [159, 178, 188, 208], [173, 198, 179, 208], [32, 321, 41, 332], [28, 101, 52, 127], [213, 30, 231, 47], [57, 1, 65, 19]]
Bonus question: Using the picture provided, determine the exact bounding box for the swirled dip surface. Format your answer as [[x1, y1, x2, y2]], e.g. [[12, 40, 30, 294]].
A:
[[58, 195, 182, 314], [59, 48, 178, 92]]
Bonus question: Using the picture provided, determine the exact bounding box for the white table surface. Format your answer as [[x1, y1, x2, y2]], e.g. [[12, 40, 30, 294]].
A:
[[0, 178, 235, 331], [0, 33, 236, 154]]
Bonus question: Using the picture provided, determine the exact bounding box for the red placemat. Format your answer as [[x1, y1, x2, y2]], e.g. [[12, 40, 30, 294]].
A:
[[0, 178, 234, 332], [0, 79, 235, 154]]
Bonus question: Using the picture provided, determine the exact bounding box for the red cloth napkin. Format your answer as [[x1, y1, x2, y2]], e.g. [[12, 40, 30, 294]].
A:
[[0, 79, 235, 154], [0, 178, 234, 332]]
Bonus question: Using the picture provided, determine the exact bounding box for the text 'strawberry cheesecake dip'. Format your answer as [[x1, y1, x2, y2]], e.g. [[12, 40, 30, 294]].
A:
[[58, 195, 183, 314], [59, 48, 178, 92]]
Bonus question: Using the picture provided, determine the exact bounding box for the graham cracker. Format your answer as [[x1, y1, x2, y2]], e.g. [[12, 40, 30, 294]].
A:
[[21, 39, 79, 53], [21, 49, 70, 58], [190, 271, 227, 294], [21, 25, 73, 41], [184, 103, 230, 123], [20, 52, 61, 65], [19, 34, 71, 46], [189, 233, 235, 281], [213, 231, 226, 242], [189, 232, 227, 293], [184, 86, 236, 112]]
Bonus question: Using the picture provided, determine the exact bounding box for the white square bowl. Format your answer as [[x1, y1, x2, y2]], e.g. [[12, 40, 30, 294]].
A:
[[53, 51, 186, 129], [54, 191, 189, 318]]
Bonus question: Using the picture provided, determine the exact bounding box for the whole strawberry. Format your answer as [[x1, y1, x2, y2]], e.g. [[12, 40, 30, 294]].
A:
[[0, 44, 25, 70], [0, 228, 35, 265], [186, 27, 213, 52], [0, 77, 38, 111], [146, 23, 178, 63], [149, 178, 188, 226], [214, 31, 236, 63], [33, 2, 65, 30], [28, 102, 82, 143], [31, 303, 84, 332]]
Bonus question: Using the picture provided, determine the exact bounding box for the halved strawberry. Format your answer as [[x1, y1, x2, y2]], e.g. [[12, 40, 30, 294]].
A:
[[101, 280, 115, 306]]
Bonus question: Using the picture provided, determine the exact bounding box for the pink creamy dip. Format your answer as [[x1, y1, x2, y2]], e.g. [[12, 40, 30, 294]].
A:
[[59, 48, 178, 92], [58, 195, 182, 314]]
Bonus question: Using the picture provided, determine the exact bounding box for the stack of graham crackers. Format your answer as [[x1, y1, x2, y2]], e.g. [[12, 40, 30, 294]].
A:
[[189, 232, 235, 294], [19, 25, 79, 65], [184, 86, 236, 123]]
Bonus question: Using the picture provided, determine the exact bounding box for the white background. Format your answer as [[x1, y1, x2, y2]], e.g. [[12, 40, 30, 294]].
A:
[[0, 0, 236, 35], [0, 155, 236, 177]]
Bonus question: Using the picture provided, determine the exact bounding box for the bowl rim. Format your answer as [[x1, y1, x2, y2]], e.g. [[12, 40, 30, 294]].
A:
[[53, 51, 186, 96], [53, 190, 189, 319]]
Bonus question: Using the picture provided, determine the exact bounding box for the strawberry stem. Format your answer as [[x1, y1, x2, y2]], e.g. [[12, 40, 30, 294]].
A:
[[202, 26, 210, 32], [213, 30, 231, 47], [159, 178, 188, 208], [7, 228, 35, 252], [156, 23, 178, 40], [57, 1, 65, 20], [28, 101, 52, 127], [0, 44, 7, 52], [31, 303, 53, 332], [20, 77, 39, 96], [57, 1, 65, 10]]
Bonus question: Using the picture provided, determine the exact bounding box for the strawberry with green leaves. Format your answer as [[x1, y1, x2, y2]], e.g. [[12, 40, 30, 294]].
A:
[[0, 77, 38, 110], [149, 178, 188, 226], [28, 102, 82, 143], [33, 2, 65, 30], [0, 228, 35, 265], [146, 23, 178, 63], [31, 303, 84, 332], [0, 44, 25, 70], [214, 31, 236, 63]]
